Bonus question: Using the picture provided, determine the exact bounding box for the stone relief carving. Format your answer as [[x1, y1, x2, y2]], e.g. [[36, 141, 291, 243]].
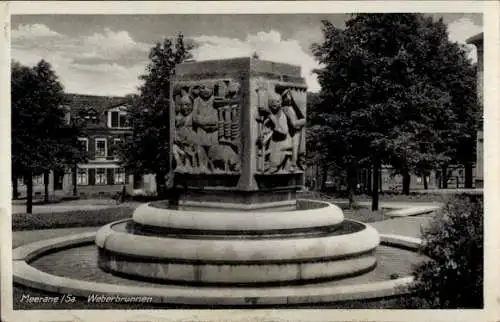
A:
[[173, 80, 241, 174], [255, 84, 306, 174]]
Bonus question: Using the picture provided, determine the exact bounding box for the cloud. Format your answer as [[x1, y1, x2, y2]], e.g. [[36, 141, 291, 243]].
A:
[[11, 18, 481, 97], [11, 24, 150, 96], [192, 30, 322, 92], [11, 23, 62, 39], [291, 27, 324, 54], [447, 17, 482, 62]]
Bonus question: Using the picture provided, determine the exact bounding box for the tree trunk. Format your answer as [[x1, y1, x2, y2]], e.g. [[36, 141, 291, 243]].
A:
[[464, 162, 473, 188], [441, 165, 448, 189], [347, 166, 357, 208], [423, 173, 429, 190], [26, 171, 33, 214], [367, 167, 372, 194], [155, 172, 167, 198], [320, 163, 328, 192], [12, 175, 19, 200], [72, 165, 78, 196], [379, 164, 383, 193], [402, 169, 411, 195], [436, 170, 442, 189], [372, 159, 380, 211], [43, 170, 50, 203]]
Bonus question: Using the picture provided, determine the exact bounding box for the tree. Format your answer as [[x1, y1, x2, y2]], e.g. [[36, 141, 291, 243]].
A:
[[11, 60, 83, 213], [425, 20, 479, 188], [119, 34, 193, 197], [311, 14, 477, 208]]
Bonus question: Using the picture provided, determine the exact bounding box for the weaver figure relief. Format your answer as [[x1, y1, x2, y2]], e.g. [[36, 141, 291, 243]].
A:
[[173, 80, 241, 174]]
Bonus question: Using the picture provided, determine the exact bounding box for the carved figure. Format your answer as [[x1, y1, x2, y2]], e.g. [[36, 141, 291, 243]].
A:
[[226, 81, 240, 99], [172, 80, 242, 175], [192, 85, 219, 173], [173, 91, 197, 173], [256, 91, 292, 173], [282, 89, 306, 172], [207, 145, 240, 173]]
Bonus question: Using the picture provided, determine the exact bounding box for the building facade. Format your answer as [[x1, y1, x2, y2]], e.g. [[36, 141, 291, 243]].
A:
[[15, 93, 136, 199], [467, 32, 484, 188]]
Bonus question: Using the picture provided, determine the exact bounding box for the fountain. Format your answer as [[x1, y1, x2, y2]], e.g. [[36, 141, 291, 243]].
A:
[[95, 58, 380, 285], [13, 58, 425, 307]]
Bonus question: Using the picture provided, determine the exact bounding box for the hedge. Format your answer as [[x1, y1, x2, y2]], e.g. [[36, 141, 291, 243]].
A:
[[402, 194, 483, 308]]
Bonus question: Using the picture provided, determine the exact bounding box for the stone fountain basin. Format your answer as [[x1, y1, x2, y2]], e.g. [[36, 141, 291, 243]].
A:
[[96, 219, 379, 262], [95, 199, 380, 284], [95, 218, 379, 284], [132, 199, 344, 231], [13, 232, 425, 306]]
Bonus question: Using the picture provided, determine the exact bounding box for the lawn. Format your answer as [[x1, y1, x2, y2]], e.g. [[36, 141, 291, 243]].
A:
[[12, 205, 137, 231]]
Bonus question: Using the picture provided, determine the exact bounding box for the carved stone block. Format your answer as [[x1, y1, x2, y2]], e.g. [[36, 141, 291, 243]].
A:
[[169, 58, 307, 196]]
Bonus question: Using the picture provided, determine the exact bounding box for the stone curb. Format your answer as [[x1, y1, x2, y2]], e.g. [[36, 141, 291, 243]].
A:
[[386, 205, 441, 218], [12, 233, 420, 306]]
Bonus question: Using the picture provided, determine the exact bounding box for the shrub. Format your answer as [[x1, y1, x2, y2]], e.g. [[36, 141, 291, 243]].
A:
[[405, 194, 483, 308]]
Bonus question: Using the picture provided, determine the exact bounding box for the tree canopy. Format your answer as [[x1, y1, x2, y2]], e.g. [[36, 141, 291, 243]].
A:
[[119, 33, 193, 196], [11, 59, 85, 212], [309, 14, 479, 208]]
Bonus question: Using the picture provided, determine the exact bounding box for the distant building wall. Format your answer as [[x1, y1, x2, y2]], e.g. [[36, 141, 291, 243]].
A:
[[467, 32, 483, 188]]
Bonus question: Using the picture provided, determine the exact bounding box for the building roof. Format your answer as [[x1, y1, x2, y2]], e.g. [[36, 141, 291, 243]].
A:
[[63, 93, 128, 114], [466, 32, 483, 45]]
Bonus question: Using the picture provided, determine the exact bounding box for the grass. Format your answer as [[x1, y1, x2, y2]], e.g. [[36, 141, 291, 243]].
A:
[[299, 189, 478, 204], [344, 207, 388, 223], [12, 206, 136, 231]]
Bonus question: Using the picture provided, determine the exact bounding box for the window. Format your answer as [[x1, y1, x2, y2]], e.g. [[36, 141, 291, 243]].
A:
[[108, 109, 129, 128], [111, 111, 119, 127], [114, 168, 125, 184], [119, 114, 128, 127], [95, 168, 107, 185], [77, 168, 88, 185], [113, 138, 121, 158], [78, 138, 89, 152], [95, 139, 107, 158], [16, 176, 45, 185], [33, 175, 44, 185]]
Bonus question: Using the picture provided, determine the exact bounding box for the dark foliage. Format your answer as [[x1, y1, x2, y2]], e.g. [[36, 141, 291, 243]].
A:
[[406, 194, 483, 308]]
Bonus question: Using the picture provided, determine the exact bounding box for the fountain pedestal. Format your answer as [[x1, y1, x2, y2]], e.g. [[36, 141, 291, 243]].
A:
[[95, 58, 380, 285]]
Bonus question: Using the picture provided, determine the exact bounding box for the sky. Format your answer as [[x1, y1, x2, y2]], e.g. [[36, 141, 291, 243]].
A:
[[11, 13, 483, 96]]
